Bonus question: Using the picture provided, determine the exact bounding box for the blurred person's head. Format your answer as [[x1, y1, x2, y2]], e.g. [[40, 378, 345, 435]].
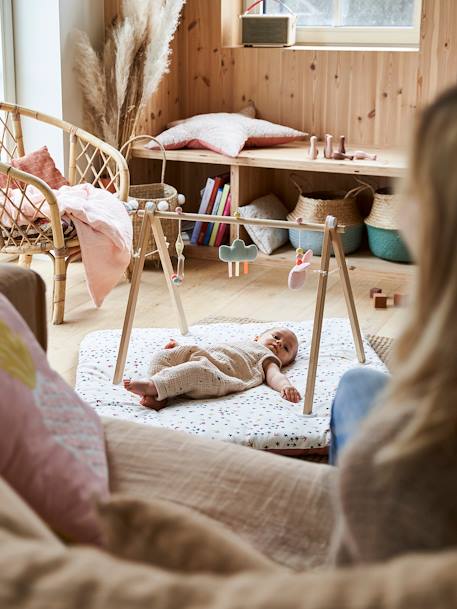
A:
[[379, 85, 457, 462]]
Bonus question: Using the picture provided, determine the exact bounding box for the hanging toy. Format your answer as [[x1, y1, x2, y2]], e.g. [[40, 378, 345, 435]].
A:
[[171, 195, 186, 286], [288, 219, 313, 290], [218, 210, 258, 278]]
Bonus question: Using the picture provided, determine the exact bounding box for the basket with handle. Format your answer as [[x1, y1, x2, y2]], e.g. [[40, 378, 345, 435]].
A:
[[121, 135, 178, 267], [365, 187, 411, 263], [287, 174, 365, 255]]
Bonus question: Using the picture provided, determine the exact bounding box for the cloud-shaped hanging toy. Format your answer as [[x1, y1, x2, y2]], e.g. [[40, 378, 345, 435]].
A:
[[219, 239, 258, 262], [288, 248, 313, 290], [219, 238, 258, 278]]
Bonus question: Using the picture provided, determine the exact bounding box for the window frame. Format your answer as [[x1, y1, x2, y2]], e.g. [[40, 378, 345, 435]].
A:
[[248, 0, 422, 47], [0, 0, 15, 102]]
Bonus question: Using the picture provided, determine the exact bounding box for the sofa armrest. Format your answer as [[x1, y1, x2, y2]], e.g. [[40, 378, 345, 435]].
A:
[[0, 264, 47, 351], [103, 418, 337, 571]]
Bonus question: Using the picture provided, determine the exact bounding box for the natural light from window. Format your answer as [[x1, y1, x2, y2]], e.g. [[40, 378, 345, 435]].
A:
[[261, 0, 422, 46], [0, 0, 14, 102]]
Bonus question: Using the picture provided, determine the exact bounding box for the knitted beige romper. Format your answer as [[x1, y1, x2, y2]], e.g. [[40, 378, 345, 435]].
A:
[[148, 341, 281, 401]]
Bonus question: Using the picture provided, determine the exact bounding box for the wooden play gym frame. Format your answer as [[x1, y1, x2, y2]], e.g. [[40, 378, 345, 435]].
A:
[[113, 208, 366, 414]]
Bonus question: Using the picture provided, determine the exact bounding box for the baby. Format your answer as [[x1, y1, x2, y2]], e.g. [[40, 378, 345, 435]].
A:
[[124, 327, 301, 410]]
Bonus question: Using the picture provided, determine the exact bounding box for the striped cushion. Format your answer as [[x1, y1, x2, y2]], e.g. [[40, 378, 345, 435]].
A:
[[0, 146, 68, 190], [1, 217, 77, 243]]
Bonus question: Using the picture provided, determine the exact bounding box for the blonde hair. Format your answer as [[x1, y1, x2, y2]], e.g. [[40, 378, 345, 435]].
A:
[[377, 85, 457, 463]]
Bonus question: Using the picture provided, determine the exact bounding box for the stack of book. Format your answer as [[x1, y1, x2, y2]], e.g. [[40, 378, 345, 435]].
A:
[[190, 174, 231, 246]]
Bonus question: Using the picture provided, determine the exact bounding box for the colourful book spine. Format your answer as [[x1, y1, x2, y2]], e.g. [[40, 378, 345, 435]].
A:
[[208, 184, 230, 246], [190, 178, 214, 244], [197, 177, 223, 245], [203, 187, 223, 245], [214, 192, 232, 247]]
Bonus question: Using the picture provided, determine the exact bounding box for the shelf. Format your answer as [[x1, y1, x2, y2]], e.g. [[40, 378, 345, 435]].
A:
[[132, 141, 407, 178], [185, 243, 414, 275], [223, 44, 420, 53]]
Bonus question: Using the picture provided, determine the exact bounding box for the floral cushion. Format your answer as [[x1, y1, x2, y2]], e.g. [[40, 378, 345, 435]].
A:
[[0, 294, 109, 543]]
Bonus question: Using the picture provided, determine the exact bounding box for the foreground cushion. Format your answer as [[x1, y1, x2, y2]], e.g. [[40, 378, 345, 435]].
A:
[[0, 146, 69, 190], [146, 105, 307, 157], [0, 476, 63, 545], [0, 294, 108, 543]]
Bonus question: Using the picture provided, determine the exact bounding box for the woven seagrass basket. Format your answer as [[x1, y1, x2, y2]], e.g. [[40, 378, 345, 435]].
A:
[[287, 175, 364, 255], [122, 135, 178, 267], [365, 188, 411, 263]]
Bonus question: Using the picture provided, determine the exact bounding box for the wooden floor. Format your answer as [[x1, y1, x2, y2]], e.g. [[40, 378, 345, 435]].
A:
[[28, 255, 412, 385]]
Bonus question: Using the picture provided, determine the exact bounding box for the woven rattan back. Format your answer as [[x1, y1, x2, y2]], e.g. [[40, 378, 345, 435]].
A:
[[0, 102, 129, 200], [0, 163, 64, 253], [0, 109, 21, 162]]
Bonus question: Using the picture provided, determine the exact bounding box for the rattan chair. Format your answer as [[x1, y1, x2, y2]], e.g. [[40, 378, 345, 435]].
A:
[[0, 102, 129, 324]]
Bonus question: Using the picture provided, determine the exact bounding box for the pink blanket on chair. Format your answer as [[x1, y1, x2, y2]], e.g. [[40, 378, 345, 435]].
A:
[[1, 183, 132, 307]]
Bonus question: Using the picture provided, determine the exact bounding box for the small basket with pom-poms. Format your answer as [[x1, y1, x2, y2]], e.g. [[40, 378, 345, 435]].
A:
[[121, 135, 183, 268]]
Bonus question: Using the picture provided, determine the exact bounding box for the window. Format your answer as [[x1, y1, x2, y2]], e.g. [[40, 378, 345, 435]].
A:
[[261, 0, 422, 46], [0, 0, 15, 102]]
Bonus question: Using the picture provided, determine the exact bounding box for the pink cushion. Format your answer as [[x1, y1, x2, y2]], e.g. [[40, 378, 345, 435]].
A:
[[0, 294, 108, 543], [0, 146, 69, 190], [146, 106, 307, 157]]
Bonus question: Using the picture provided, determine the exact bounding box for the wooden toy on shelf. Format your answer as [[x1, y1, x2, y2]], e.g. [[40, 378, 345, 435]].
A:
[[354, 150, 377, 161], [324, 134, 333, 159], [308, 135, 318, 160], [338, 135, 346, 154], [321, 133, 377, 162], [332, 151, 354, 161]]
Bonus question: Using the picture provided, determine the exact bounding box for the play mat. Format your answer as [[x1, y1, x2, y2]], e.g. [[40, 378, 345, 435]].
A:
[[76, 319, 387, 453]]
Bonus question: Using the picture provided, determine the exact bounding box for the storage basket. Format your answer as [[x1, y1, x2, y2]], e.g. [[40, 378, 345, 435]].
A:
[[287, 175, 364, 256], [122, 135, 178, 267], [365, 188, 411, 263]]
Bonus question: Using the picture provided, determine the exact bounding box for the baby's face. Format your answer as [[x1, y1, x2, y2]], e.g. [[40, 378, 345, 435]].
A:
[[256, 328, 298, 366]]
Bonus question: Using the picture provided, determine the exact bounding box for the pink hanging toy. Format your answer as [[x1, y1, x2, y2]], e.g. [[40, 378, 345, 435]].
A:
[[288, 218, 313, 290]]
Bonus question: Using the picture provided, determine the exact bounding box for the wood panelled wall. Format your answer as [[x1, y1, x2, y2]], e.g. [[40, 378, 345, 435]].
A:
[[104, 0, 457, 147]]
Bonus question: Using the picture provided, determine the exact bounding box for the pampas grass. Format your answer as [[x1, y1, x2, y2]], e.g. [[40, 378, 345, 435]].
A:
[[74, 0, 186, 150]]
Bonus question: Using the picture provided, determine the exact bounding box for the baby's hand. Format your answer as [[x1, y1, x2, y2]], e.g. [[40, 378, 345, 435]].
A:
[[165, 339, 177, 349], [281, 385, 301, 403]]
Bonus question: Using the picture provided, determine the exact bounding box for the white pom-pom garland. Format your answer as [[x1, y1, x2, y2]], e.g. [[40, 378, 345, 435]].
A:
[[157, 200, 169, 211]]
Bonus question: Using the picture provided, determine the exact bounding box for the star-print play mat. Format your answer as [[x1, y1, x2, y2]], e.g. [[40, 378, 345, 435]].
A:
[[75, 319, 387, 454]]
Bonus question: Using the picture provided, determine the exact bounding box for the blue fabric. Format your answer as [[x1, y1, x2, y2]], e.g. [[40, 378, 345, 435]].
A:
[[329, 368, 389, 465]]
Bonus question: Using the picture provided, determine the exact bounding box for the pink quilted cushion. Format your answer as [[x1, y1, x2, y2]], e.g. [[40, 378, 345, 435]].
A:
[[0, 294, 108, 543], [0, 146, 69, 190], [146, 106, 307, 157]]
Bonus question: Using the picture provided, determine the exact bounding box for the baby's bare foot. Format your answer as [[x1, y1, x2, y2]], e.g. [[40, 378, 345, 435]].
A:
[[123, 379, 158, 398], [165, 338, 177, 349], [140, 395, 168, 411]]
